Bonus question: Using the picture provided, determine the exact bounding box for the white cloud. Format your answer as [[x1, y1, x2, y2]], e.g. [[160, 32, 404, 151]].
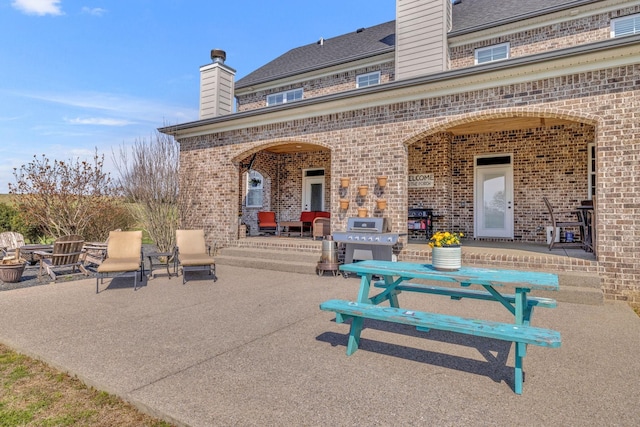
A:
[[65, 117, 134, 126], [11, 0, 63, 16], [81, 7, 106, 16]]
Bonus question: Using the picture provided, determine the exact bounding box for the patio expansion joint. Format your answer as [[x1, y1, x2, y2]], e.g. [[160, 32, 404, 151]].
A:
[[127, 310, 324, 395]]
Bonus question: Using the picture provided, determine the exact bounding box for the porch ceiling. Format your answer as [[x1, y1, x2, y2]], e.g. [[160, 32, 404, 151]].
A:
[[447, 117, 577, 135], [264, 143, 328, 154]]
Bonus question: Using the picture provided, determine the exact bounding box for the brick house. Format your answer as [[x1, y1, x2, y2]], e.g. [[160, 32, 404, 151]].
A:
[[160, 0, 640, 303]]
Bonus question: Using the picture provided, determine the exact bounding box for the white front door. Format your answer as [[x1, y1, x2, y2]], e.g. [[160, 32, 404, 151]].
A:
[[474, 156, 514, 238], [303, 174, 325, 211]]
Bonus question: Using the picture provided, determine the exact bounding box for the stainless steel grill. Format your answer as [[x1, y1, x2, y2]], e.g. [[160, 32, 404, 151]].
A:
[[332, 217, 399, 264]]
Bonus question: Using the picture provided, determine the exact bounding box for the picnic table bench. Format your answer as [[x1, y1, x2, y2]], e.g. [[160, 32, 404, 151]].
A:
[[319, 260, 562, 394]]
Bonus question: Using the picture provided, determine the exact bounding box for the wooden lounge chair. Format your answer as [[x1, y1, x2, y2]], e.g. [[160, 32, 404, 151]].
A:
[[176, 229, 217, 284], [96, 230, 143, 293], [543, 197, 583, 250], [35, 235, 88, 281]]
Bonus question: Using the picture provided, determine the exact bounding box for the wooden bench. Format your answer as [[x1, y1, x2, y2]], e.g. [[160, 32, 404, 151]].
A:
[[320, 299, 561, 394], [372, 281, 556, 324]]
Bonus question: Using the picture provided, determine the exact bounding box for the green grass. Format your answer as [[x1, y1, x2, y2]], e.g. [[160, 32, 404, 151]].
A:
[[0, 343, 174, 427]]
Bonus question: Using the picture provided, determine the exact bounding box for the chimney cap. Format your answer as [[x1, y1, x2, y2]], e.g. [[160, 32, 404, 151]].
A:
[[210, 49, 226, 63]]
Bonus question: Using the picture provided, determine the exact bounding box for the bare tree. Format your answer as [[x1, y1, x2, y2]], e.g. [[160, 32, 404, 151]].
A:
[[113, 131, 181, 252], [9, 151, 132, 241]]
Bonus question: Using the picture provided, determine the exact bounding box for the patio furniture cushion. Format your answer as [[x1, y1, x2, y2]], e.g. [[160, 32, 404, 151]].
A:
[[96, 230, 143, 292], [176, 229, 216, 284], [257, 211, 278, 234]]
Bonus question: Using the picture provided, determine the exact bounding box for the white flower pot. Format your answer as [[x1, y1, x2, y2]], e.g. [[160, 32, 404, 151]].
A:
[[431, 246, 462, 271]]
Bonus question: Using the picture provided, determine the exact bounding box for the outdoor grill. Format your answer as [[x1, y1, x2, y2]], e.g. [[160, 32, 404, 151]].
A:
[[332, 217, 399, 265]]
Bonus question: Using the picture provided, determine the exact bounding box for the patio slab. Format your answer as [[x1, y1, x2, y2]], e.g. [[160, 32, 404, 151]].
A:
[[0, 265, 638, 426]]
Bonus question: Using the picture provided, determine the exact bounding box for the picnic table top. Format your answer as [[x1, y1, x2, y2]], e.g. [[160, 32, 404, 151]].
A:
[[339, 260, 559, 291]]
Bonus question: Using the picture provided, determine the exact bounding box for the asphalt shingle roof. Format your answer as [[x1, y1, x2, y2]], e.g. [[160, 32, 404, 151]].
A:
[[235, 0, 603, 89]]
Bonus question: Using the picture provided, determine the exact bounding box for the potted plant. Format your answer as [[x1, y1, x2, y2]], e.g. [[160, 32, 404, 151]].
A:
[[248, 177, 262, 187], [0, 256, 28, 283], [428, 231, 464, 271]]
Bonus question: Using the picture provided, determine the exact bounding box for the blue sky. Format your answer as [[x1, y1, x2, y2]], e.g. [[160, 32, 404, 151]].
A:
[[0, 0, 395, 191]]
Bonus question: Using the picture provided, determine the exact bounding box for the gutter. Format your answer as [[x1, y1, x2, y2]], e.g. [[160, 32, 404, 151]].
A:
[[160, 34, 640, 136]]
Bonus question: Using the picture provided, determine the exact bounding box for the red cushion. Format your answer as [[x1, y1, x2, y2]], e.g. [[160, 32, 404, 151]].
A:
[[300, 211, 315, 223], [258, 211, 277, 227], [315, 211, 330, 218]]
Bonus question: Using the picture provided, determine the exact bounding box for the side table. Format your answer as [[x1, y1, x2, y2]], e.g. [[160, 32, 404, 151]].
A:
[[146, 250, 176, 279]]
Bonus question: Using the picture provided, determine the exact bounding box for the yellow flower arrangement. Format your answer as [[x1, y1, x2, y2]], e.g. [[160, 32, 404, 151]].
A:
[[428, 231, 464, 248]]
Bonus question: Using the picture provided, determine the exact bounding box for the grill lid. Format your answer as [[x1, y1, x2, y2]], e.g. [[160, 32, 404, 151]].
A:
[[346, 217, 389, 233]]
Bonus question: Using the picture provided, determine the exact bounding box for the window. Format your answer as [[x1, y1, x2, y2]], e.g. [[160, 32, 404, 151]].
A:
[[246, 170, 263, 208], [611, 14, 640, 37], [475, 43, 509, 65], [266, 88, 303, 106], [588, 143, 596, 199], [357, 71, 380, 88]]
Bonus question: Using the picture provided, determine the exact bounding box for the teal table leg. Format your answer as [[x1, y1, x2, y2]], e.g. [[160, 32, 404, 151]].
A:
[[344, 274, 374, 355], [514, 288, 529, 394], [514, 341, 527, 394], [386, 275, 400, 307], [346, 317, 364, 355]]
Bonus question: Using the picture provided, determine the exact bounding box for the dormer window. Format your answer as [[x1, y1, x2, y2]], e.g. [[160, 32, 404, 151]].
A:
[[267, 88, 303, 106], [611, 14, 640, 37], [357, 71, 381, 88], [475, 43, 509, 65]]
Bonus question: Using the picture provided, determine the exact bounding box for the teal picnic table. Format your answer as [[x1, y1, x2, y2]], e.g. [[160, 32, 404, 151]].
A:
[[320, 260, 562, 394]]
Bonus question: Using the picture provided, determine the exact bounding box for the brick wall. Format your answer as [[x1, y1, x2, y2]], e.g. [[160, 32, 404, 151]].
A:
[[236, 61, 395, 112], [238, 150, 331, 233], [179, 64, 640, 304]]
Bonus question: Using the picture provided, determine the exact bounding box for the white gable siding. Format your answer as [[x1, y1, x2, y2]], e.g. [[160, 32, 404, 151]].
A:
[[200, 63, 235, 119], [395, 0, 450, 80]]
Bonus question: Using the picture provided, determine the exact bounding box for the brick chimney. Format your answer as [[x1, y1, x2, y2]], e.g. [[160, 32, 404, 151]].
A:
[[199, 49, 236, 119], [395, 0, 451, 80]]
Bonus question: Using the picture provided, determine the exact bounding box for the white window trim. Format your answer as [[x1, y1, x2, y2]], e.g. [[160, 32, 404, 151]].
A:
[[245, 170, 264, 208], [588, 142, 596, 199], [266, 88, 303, 106], [611, 14, 640, 38], [356, 71, 381, 88], [474, 42, 510, 65]]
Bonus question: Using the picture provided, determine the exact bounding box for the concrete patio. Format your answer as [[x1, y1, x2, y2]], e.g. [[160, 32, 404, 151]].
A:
[[0, 264, 638, 426]]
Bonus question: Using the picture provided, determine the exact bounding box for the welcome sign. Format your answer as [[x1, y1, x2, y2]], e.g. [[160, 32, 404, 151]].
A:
[[408, 173, 434, 188]]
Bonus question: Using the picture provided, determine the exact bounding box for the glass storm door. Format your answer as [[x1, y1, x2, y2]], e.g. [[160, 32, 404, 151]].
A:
[[303, 170, 325, 211], [474, 156, 513, 238]]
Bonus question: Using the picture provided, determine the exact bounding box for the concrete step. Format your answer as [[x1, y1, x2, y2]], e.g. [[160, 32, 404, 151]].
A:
[[216, 247, 320, 275], [219, 247, 321, 264], [216, 247, 603, 305]]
